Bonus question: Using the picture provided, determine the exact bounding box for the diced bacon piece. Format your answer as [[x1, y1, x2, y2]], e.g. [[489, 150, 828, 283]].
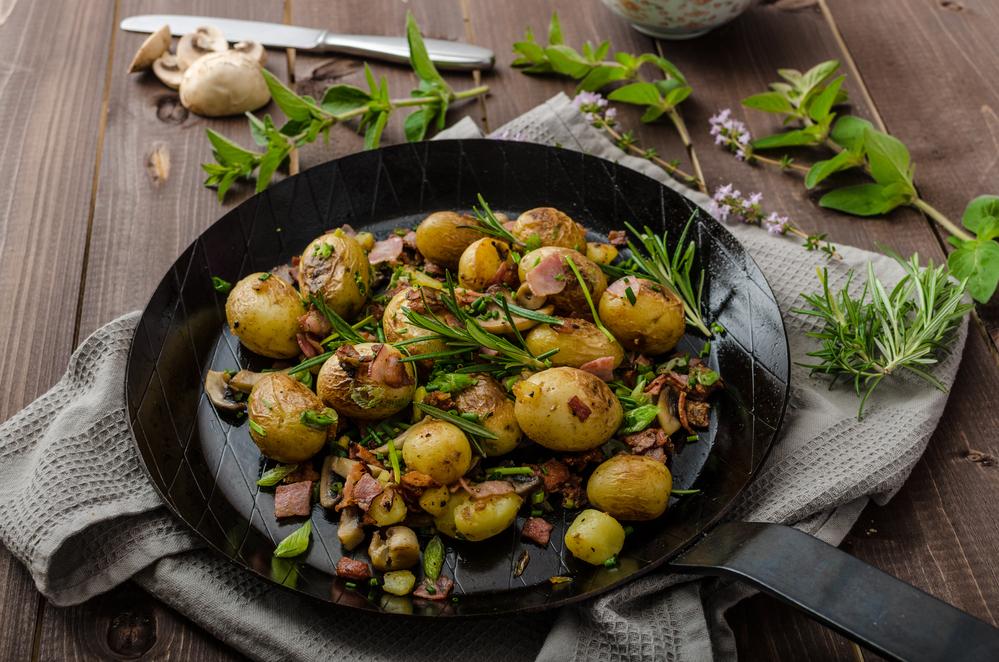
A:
[[579, 356, 615, 381], [336, 462, 365, 512], [283, 464, 319, 484], [336, 557, 371, 581], [623, 428, 666, 454], [274, 481, 312, 518], [608, 230, 628, 246], [458, 478, 515, 499], [526, 253, 568, 296], [351, 473, 384, 511], [567, 395, 591, 422], [368, 235, 405, 264], [298, 308, 332, 336], [413, 575, 454, 601], [402, 471, 437, 488], [521, 517, 554, 546], [685, 400, 711, 428], [402, 230, 418, 250], [368, 343, 413, 388], [538, 459, 570, 493], [296, 333, 324, 358]]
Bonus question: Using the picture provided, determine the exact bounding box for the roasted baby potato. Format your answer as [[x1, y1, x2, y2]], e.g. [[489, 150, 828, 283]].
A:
[[382, 286, 455, 362], [399, 418, 472, 485], [368, 526, 420, 571], [524, 318, 624, 369], [599, 277, 684, 355], [517, 247, 607, 318], [434, 491, 523, 541], [415, 211, 484, 269], [458, 237, 516, 291], [368, 487, 408, 526], [452, 373, 521, 456], [225, 273, 305, 358], [586, 454, 672, 521], [317, 343, 416, 420], [585, 242, 619, 265], [565, 509, 626, 565], [298, 230, 371, 319], [246, 373, 329, 462], [513, 367, 622, 451], [512, 207, 586, 251], [418, 485, 451, 516]]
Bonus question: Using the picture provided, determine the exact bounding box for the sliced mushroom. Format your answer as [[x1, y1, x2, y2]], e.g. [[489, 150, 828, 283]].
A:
[[204, 370, 245, 412], [229, 369, 270, 393], [128, 24, 172, 73], [152, 53, 183, 89], [232, 40, 267, 65], [179, 51, 270, 117], [177, 25, 228, 70], [319, 456, 342, 509], [368, 526, 420, 571], [515, 282, 547, 310], [477, 303, 556, 335], [657, 387, 682, 436], [337, 506, 365, 551], [510, 474, 542, 497]]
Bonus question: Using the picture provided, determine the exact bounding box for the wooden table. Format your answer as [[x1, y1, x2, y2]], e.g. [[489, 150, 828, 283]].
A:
[[1, 0, 997, 659]]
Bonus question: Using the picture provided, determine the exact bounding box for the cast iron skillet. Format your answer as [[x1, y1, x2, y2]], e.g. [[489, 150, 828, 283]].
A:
[[126, 140, 998, 661]]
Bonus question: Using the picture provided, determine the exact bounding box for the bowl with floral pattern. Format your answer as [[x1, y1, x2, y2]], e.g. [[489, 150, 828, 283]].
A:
[[600, 0, 757, 39]]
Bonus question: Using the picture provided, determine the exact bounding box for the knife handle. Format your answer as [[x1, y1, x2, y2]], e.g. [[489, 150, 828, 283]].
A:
[[315, 32, 494, 71]]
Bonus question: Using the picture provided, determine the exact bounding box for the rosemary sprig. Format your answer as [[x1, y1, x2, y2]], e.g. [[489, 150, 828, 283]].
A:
[[564, 256, 616, 344], [620, 217, 712, 337], [794, 252, 970, 418], [287, 351, 333, 376], [320, 315, 372, 346], [468, 194, 522, 245], [416, 403, 493, 456], [310, 295, 364, 343]]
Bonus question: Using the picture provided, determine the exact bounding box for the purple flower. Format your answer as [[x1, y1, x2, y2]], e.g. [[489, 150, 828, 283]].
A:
[[764, 212, 790, 235], [573, 92, 616, 126], [709, 108, 753, 161]]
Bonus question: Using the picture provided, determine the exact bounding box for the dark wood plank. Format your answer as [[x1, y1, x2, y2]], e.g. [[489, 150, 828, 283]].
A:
[[290, 0, 477, 166], [74, 0, 288, 339], [822, 0, 999, 342], [37, 582, 247, 662], [0, 1, 119, 659]]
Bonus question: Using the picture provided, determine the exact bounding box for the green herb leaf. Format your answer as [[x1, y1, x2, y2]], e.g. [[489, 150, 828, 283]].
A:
[[257, 463, 299, 487], [310, 295, 365, 343], [543, 45, 592, 78], [301, 408, 338, 429], [807, 75, 844, 121], [961, 195, 999, 239], [829, 115, 874, 151], [423, 535, 445, 580], [862, 127, 914, 188], [578, 64, 628, 92], [607, 81, 662, 107], [547, 11, 564, 45], [320, 84, 372, 115], [819, 183, 909, 216], [804, 149, 864, 189], [249, 419, 267, 437], [404, 106, 435, 142], [619, 404, 659, 434], [206, 129, 259, 166], [946, 195, 999, 302], [255, 144, 290, 193], [261, 69, 315, 122], [274, 520, 312, 558], [364, 110, 389, 149], [212, 276, 232, 294], [406, 11, 447, 88], [425, 373, 479, 394], [751, 127, 822, 150], [741, 91, 794, 115]]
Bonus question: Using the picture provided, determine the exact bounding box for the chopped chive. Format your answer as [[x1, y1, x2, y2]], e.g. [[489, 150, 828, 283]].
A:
[[211, 276, 232, 294], [603, 555, 618, 568], [531, 491, 544, 505], [623, 526, 634, 536], [301, 408, 338, 429], [686, 434, 699, 442], [345, 581, 357, 589], [258, 273, 271, 281], [249, 420, 266, 436], [671, 488, 702, 496], [624, 286, 637, 305], [700, 341, 711, 358], [530, 509, 543, 517], [486, 466, 534, 477], [711, 321, 725, 335]]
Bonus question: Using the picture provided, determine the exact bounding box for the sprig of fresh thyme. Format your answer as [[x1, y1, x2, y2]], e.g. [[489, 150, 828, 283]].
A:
[[202, 13, 489, 201]]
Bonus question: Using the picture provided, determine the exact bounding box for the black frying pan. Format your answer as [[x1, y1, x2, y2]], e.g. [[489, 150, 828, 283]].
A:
[[126, 140, 999, 661]]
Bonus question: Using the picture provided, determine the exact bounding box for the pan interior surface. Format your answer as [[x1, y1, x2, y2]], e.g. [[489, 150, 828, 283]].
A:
[[126, 140, 789, 616]]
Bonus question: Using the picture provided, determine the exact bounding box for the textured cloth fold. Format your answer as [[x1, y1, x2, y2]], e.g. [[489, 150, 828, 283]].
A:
[[0, 93, 966, 661]]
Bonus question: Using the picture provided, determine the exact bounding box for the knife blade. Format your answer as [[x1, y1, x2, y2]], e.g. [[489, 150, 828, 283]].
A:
[[120, 14, 494, 70]]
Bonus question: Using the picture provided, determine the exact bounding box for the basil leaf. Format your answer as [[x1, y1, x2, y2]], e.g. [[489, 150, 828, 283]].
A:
[[619, 404, 659, 434], [423, 535, 445, 580], [271, 556, 300, 588], [804, 149, 863, 189], [829, 115, 873, 150], [818, 183, 907, 216], [320, 84, 372, 116], [807, 75, 844, 121], [862, 127, 914, 187], [947, 238, 999, 303], [258, 464, 299, 487], [741, 91, 793, 115], [607, 81, 662, 107], [961, 195, 999, 240], [274, 520, 312, 558], [751, 128, 822, 149], [425, 373, 479, 394], [406, 11, 447, 88]]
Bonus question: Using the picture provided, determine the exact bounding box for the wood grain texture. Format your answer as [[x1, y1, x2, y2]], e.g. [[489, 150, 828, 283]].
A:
[[823, 0, 999, 341], [74, 0, 288, 340], [0, 1, 118, 659]]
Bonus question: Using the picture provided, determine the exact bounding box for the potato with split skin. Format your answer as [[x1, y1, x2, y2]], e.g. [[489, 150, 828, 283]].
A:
[[565, 509, 626, 565], [225, 273, 305, 358], [513, 367, 622, 451], [512, 207, 587, 251], [451, 373, 521, 456], [246, 373, 330, 463], [599, 276, 684, 355], [382, 286, 455, 362], [434, 491, 523, 541], [517, 247, 607, 318], [398, 418, 472, 485], [317, 343, 416, 420], [415, 211, 485, 269], [458, 237, 516, 291], [524, 318, 624, 369], [298, 230, 371, 320], [586, 454, 672, 521]]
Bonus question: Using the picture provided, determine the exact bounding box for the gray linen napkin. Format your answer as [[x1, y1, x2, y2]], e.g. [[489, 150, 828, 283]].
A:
[[0, 93, 967, 661]]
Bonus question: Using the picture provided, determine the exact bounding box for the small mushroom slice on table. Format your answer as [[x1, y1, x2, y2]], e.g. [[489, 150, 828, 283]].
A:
[[152, 53, 183, 89], [177, 25, 228, 70], [232, 40, 267, 65], [127, 24, 171, 73]]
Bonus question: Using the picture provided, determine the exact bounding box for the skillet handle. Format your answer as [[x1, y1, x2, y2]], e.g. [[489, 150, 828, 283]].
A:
[[670, 521, 999, 662]]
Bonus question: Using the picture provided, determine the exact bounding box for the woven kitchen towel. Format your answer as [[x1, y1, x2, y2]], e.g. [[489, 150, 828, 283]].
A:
[[0, 92, 967, 662]]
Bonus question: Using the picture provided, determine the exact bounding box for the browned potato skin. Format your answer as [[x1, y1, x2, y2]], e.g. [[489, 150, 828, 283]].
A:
[[586, 454, 672, 521], [524, 318, 624, 369], [316, 343, 416, 420], [512, 207, 586, 251], [598, 277, 684, 355], [225, 273, 305, 359], [247, 373, 328, 463], [298, 230, 370, 319], [458, 237, 516, 291], [415, 211, 484, 270], [517, 247, 607, 318], [452, 373, 521, 456], [513, 367, 622, 451]]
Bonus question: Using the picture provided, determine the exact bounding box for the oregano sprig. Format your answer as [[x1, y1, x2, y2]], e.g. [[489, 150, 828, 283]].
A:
[[202, 13, 489, 201]]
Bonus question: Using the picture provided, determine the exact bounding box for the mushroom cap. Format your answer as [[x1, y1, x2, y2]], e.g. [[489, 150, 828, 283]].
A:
[[232, 40, 267, 66], [152, 52, 183, 89], [177, 25, 228, 70], [127, 24, 171, 73], [179, 51, 271, 117]]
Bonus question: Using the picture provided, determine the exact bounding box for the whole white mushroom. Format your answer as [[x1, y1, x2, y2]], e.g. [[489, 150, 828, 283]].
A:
[[179, 51, 271, 117]]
